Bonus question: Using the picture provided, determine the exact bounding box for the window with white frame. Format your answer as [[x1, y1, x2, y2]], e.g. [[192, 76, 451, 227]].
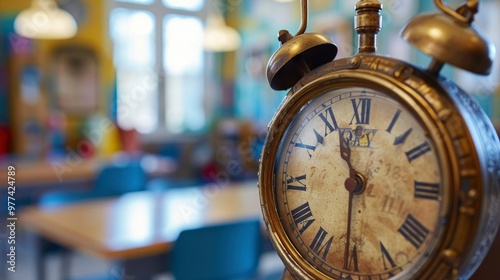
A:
[[109, 0, 208, 135]]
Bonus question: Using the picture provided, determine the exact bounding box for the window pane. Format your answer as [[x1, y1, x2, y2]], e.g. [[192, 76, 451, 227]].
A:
[[162, 0, 204, 11], [110, 8, 155, 68], [163, 15, 205, 133], [110, 8, 158, 133], [163, 15, 203, 74], [116, 70, 159, 133], [114, 0, 154, 4]]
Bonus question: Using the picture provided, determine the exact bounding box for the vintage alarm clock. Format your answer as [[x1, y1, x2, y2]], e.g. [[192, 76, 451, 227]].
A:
[[258, 0, 500, 279]]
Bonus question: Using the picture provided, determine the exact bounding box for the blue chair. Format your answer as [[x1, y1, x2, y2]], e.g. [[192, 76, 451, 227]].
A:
[[170, 219, 262, 280], [92, 161, 147, 196]]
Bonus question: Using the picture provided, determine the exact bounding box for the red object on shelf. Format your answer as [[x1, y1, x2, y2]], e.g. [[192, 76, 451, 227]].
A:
[[0, 126, 10, 155], [118, 127, 141, 153]]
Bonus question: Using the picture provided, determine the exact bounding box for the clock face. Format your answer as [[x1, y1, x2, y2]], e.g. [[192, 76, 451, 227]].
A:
[[274, 87, 446, 279]]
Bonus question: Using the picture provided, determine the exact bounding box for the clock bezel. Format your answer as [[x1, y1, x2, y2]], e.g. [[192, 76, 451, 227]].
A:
[[258, 55, 481, 279]]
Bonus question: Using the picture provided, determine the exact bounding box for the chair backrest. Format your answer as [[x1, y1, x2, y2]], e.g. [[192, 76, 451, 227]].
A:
[[94, 162, 147, 196], [170, 219, 262, 280], [38, 162, 147, 208]]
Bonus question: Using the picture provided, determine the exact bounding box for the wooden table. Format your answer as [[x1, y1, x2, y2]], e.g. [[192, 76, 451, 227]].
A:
[[19, 181, 262, 280], [0, 153, 176, 189], [0, 158, 97, 187]]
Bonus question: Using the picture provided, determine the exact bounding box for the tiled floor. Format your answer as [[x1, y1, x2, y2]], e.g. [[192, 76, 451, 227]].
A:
[[4, 228, 284, 280]]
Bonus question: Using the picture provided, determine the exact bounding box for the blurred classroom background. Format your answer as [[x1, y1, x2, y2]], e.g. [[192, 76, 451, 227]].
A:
[[0, 0, 499, 279]]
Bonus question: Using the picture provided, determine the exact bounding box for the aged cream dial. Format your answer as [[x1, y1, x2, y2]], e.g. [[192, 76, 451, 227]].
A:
[[274, 88, 447, 279]]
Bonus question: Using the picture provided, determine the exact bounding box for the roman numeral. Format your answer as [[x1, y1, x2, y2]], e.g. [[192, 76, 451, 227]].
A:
[[310, 227, 333, 260], [386, 109, 402, 133], [291, 202, 316, 234], [294, 141, 316, 151], [380, 241, 397, 272], [398, 214, 430, 249], [287, 174, 307, 191], [318, 107, 339, 136], [393, 128, 413, 145], [405, 141, 431, 162], [349, 243, 360, 272], [414, 181, 440, 200], [292, 107, 337, 157], [294, 140, 316, 158], [313, 129, 324, 145], [350, 98, 372, 125]]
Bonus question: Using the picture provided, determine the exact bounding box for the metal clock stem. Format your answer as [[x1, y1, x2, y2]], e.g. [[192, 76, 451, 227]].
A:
[[354, 0, 382, 53]]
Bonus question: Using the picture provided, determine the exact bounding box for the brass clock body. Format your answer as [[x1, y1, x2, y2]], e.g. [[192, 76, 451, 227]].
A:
[[259, 1, 500, 279], [259, 53, 500, 279]]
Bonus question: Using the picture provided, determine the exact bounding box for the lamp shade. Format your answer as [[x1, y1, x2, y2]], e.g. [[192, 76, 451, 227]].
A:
[[14, 0, 77, 40], [203, 15, 241, 52]]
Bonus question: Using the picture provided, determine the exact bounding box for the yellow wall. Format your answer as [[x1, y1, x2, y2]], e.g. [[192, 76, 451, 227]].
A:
[[0, 0, 32, 12]]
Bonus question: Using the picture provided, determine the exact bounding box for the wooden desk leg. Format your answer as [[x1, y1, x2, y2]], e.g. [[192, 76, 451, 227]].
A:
[[112, 252, 168, 280]]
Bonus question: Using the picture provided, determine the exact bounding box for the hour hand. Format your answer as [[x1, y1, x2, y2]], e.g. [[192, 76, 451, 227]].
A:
[[339, 131, 356, 178], [339, 131, 351, 162]]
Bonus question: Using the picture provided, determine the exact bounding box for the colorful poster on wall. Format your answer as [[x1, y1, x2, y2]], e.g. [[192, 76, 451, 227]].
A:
[[53, 46, 99, 114]]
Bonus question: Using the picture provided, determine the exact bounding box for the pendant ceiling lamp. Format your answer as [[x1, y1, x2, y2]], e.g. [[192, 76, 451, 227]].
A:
[[14, 0, 77, 40], [203, 1, 241, 52]]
